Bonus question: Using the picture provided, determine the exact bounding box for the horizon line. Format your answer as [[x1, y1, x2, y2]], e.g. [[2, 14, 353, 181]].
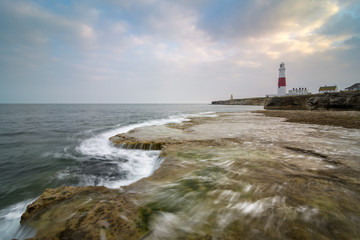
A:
[[0, 102, 212, 105]]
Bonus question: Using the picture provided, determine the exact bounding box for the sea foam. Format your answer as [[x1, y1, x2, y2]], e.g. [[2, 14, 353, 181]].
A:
[[0, 199, 36, 240], [71, 113, 212, 188]]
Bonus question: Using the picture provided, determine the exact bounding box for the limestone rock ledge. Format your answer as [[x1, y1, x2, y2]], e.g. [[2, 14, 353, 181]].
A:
[[109, 134, 168, 150], [18, 112, 360, 239], [20, 186, 145, 240]]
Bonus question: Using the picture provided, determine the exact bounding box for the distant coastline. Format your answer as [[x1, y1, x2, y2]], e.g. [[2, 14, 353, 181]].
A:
[[212, 90, 360, 111], [211, 97, 267, 106]]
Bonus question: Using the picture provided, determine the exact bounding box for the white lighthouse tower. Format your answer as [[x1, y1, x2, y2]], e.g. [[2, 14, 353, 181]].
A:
[[277, 62, 286, 96]]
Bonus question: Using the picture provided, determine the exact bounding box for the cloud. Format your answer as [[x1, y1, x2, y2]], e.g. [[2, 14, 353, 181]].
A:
[[0, 0, 359, 103]]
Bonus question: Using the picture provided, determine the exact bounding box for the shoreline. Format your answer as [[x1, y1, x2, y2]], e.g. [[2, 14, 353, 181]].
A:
[[254, 110, 360, 129], [19, 111, 360, 239]]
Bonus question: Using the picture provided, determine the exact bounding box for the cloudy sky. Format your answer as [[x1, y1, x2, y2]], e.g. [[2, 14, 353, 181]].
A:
[[0, 0, 359, 103]]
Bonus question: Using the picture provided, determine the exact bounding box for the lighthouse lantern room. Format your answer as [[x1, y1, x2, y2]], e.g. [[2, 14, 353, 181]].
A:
[[277, 62, 286, 96]]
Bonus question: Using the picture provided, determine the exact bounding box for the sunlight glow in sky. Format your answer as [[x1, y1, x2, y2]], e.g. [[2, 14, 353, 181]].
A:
[[0, 0, 359, 103]]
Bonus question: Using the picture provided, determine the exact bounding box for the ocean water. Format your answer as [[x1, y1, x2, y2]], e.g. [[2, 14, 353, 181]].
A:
[[0, 104, 262, 239]]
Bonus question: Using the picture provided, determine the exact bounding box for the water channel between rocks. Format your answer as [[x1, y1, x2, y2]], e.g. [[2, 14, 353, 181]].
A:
[[24, 112, 360, 239]]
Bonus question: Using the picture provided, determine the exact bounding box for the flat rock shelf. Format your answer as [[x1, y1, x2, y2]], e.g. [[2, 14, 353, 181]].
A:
[[21, 112, 360, 240]]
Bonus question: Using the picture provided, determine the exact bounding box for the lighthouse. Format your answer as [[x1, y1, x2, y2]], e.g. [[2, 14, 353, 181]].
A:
[[277, 62, 286, 96]]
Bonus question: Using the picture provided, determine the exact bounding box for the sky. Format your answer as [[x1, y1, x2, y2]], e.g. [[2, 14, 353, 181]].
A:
[[0, 0, 359, 103]]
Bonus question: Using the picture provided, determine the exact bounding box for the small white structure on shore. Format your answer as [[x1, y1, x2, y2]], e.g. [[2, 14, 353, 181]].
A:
[[288, 88, 311, 95], [319, 85, 337, 93], [277, 62, 286, 96]]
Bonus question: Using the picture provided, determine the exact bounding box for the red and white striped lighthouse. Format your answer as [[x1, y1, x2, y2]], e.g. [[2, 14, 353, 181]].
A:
[[277, 62, 286, 96]]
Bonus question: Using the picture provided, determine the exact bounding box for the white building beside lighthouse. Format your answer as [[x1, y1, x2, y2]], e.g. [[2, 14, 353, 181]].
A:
[[277, 62, 286, 96]]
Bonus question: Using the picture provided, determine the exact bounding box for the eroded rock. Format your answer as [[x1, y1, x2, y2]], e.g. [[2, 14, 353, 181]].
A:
[[21, 186, 145, 240], [110, 134, 166, 150]]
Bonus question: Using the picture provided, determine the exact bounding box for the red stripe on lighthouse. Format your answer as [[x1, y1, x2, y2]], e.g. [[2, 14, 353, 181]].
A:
[[278, 77, 286, 87]]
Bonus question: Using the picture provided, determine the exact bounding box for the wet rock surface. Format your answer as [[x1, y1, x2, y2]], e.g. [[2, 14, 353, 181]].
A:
[[21, 112, 360, 239], [110, 134, 167, 150], [20, 186, 144, 240]]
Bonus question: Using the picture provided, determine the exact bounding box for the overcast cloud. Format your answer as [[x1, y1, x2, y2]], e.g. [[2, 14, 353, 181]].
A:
[[0, 0, 359, 103]]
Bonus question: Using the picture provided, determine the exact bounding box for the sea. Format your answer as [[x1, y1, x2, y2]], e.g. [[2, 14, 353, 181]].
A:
[[0, 104, 263, 239]]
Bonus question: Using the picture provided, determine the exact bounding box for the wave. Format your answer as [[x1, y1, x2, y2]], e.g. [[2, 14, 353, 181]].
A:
[[0, 199, 36, 240], [75, 115, 191, 158], [57, 113, 215, 189]]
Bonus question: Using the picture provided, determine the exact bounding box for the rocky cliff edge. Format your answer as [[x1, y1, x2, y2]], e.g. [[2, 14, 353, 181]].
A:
[[264, 91, 360, 110]]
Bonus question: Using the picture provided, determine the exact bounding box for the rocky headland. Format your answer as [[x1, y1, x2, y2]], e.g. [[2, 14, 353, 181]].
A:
[[20, 112, 360, 239], [212, 91, 360, 111], [264, 90, 360, 110]]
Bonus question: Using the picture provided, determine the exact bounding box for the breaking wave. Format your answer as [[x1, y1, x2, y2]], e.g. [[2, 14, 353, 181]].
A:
[[0, 199, 36, 240], [60, 112, 216, 189]]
